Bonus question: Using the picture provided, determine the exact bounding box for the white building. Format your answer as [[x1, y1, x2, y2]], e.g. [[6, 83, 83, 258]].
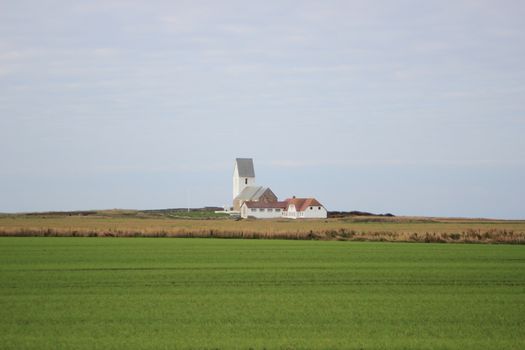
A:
[[232, 158, 328, 219], [232, 158, 277, 211], [282, 197, 327, 219], [240, 201, 287, 219], [240, 197, 327, 219]]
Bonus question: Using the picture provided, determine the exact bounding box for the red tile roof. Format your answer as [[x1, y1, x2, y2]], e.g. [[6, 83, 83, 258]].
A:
[[284, 198, 324, 212], [243, 201, 288, 209]]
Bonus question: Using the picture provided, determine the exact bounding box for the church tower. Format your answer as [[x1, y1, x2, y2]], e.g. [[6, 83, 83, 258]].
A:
[[233, 158, 256, 200]]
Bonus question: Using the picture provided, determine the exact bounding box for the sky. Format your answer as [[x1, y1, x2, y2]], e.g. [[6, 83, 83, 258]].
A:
[[1, 0, 524, 218]]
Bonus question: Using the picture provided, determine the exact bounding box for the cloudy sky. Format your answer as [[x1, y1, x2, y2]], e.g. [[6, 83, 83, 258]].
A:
[[1, 0, 524, 218]]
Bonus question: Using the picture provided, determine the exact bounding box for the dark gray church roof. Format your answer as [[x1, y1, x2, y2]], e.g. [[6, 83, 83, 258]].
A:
[[234, 186, 272, 201], [235, 158, 255, 177]]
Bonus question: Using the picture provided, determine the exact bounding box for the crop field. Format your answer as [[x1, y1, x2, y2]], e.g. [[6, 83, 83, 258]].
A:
[[0, 210, 524, 243], [0, 238, 524, 349]]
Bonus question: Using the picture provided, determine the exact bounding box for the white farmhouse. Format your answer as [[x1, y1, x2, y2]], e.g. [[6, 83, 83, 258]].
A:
[[282, 197, 327, 219]]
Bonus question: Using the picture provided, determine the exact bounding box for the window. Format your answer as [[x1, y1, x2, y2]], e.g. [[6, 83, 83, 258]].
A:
[[259, 209, 264, 212], [250, 208, 256, 212], [310, 206, 313, 210], [276, 209, 281, 212], [245, 178, 248, 185], [318, 207, 321, 210]]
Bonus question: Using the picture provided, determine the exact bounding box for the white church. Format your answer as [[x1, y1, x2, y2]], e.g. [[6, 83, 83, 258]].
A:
[[232, 158, 327, 219]]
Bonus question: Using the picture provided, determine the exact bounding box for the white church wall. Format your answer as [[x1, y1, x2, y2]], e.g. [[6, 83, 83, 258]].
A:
[[232, 163, 256, 199]]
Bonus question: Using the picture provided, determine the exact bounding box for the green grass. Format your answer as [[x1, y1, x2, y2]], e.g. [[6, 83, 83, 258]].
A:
[[0, 238, 524, 349]]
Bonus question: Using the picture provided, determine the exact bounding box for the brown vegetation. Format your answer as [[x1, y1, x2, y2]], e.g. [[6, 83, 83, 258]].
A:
[[0, 210, 524, 244], [0, 226, 522, 244]]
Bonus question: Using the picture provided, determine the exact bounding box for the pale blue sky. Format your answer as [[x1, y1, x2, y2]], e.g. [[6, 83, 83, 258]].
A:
[[1, 1, 524, 218]]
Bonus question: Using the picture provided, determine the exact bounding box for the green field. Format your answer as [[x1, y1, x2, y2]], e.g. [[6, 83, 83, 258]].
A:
[[1, 238, 524, 349]]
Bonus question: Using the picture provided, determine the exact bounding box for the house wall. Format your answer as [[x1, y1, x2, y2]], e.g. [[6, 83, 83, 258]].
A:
[[283, 204, 296, 219], [282, 204, 327, 219], [302, 205, 328, 218], [241, 205, 284, 219]]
